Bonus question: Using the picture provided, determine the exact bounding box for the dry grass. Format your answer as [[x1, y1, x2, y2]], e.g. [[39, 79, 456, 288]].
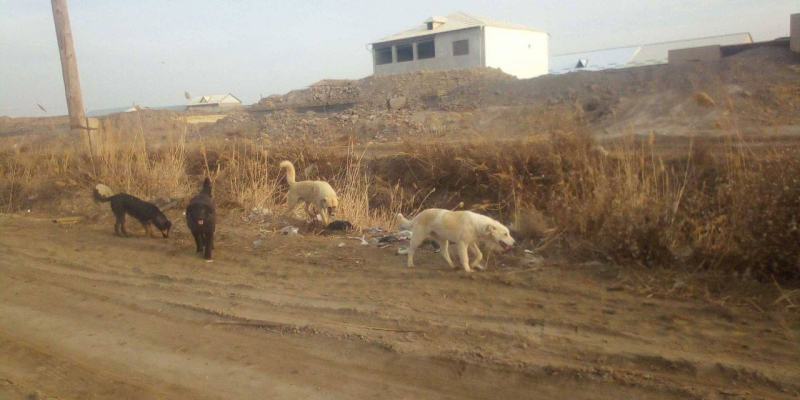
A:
[[1, 115, 799, 282]]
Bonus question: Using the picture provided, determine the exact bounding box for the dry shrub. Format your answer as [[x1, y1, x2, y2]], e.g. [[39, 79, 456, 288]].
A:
[[370, 126, 799, 279], [2, 115, 799, 281], [213, 140, 280, 211], [330, 144, 404, 230], [92, 127, 190, 199], [688, 140, 800, 280]]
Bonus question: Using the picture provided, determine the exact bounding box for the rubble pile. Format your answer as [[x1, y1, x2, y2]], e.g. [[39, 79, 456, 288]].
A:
[[255, 68, 514, 112]]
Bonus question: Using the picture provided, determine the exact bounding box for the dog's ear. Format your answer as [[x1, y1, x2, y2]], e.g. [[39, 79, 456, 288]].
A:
[[485, 225, 496, 234]]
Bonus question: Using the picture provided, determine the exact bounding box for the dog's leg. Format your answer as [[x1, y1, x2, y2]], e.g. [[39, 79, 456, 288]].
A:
[[406, 232, 425, 268], [318, 202, 329, 225], [438, 240, 456, 269], [120, 217, 132, 237], [284, 193, 298, 219], [203, 230, 214, 261], [469, 243, 485, 271], [143, 222, 158, 238], [114, 219, 123, 237], [456, 241, 472, 272], [193, 230, 203, 253], [303, 202, 317, 223]]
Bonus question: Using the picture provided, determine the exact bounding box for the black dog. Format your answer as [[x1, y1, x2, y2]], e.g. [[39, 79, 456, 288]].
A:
[[93, 189, 172, 238], [186, 177, 216, 261]]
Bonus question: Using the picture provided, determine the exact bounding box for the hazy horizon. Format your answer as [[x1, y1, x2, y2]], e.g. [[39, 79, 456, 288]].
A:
[[1, 0, 796, 117]]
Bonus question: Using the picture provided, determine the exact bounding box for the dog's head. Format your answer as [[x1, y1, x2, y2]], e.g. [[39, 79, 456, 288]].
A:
[[188, 204, 212, 228], [322, 195, 339, 217], [154, 214, 172, 238], [484, 222, 515, 251]]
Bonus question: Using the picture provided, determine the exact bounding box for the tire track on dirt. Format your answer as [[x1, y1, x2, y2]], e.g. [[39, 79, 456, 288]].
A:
[[1, 216, 798, 399]]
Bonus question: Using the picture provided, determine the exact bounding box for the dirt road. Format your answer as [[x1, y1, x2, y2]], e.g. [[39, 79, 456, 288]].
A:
[[0, 214, 798, 399]]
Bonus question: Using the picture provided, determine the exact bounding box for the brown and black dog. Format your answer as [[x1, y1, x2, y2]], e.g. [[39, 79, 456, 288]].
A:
[[186, 177, 216, 261], [93, 189, 172, 238]]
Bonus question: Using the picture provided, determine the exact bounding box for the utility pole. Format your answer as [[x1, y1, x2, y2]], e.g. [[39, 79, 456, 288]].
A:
[[51, 0, 99, 155]]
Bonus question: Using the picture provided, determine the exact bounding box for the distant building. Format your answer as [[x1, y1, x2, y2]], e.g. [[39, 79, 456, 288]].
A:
[[87, 105, 187, 117], [187, 93, 242, 110], [369, 12, 549, 79], [549, 33, 753, 74]]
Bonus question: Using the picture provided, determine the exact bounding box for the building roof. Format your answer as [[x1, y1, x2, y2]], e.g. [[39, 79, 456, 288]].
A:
[[188, 93, 242, 105], [372, 11, 546, 45], [549, 32, 753, 74]]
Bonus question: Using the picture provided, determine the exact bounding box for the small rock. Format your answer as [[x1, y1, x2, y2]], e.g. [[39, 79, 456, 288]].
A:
[[388, 96, 407, 110]]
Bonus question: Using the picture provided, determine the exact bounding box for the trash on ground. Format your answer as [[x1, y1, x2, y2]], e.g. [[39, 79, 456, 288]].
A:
[[327, 220, 353, 231], [347, 236, 369, 245], [280, 226, 299, 235]]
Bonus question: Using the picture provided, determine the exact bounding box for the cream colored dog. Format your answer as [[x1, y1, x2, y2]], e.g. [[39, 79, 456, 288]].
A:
[[396, 209, 515, 272], [280, 160, 339, 225]]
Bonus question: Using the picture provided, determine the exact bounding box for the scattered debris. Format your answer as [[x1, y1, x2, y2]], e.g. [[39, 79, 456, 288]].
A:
[[347, 236, 369, 246], [336, 242, 346, 248], [326, 220, 353, 231], [280, 226, 299, 235], [242, 207, 273, 223], [378, 231, 412, 243], [365, 226, 384, 235]]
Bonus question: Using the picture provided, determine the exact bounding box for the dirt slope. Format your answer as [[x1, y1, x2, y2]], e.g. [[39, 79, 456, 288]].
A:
[[1, 214, 798, 399]]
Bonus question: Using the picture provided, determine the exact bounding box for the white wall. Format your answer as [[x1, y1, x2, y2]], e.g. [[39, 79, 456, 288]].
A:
[[373, 28, 483, 75], [483, 27, 548, 79]]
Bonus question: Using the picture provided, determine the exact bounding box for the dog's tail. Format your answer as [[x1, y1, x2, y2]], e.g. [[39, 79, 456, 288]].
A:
[[280, 160, 296, 187], [201, 177, 212, 196], [92, 184, 115, 203], [395, 213, 414, 231]]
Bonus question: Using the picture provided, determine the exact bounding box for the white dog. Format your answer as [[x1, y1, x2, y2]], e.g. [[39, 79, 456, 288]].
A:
[[396, 209, 515, 272], [280, 160, 339, 225]]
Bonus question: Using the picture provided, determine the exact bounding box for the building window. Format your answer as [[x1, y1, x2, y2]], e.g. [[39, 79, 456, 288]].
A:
[[396, 44, 413, 62], [376, 47, 392, 65], [417, 40, 435, 59], [453, 40, 469, 56]]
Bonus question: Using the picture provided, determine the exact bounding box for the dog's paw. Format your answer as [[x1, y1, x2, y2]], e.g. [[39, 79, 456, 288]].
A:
[[474, 263, 486, 271]]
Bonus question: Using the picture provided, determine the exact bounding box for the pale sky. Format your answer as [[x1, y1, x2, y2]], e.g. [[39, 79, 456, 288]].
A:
[[0, 0, 796, 117]]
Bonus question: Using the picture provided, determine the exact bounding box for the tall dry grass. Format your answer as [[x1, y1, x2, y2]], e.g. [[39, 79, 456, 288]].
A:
[[1, 116, 798, 281]]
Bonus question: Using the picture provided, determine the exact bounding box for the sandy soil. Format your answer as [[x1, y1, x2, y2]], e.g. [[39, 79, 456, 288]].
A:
[[0, 214, 798, 400]]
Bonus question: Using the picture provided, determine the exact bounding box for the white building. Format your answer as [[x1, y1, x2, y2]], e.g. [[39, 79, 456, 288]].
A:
[[370, 12, 549, 79], [549, 33, 753, 74], [187, 93, 242, 110]]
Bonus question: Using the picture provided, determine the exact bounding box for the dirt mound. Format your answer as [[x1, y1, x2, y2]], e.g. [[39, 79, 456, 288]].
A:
[[256, 68, 514, 111], [443, 45, 800, 134], [199, 107, 429, 145], [222, 45, 800, 140]]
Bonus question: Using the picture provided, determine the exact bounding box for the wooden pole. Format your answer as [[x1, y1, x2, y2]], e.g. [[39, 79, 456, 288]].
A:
[[51, 0, 86, 131], [51, 0, 100, 157]]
